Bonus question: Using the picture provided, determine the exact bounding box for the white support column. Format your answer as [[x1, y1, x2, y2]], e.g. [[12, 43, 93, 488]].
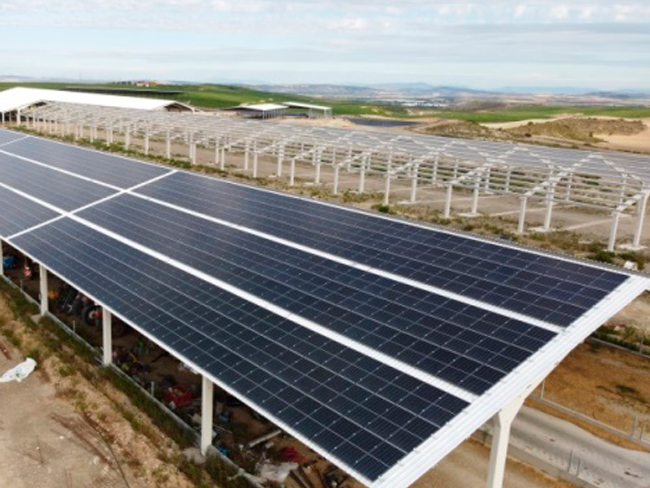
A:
[[333, 164, 340, 195], [290, 159, 296, 186], [471, 181, 480, 215], [383, 174, 391, 206], [39, 264, 48, 316], [191, 143, 197, 165], [102, 309, 112, 366], [358, 157, 367, 194], [543, 184, 556, 231], [276, 146, 284, 177], [125, 128, 131, 150], [16, 109, 21, 125], [252, 146, 259, 178], [517, 197, 528, 234], [244, 141, 250, 171], [486, 396, 525, 488], [633, 192, 649, 249], [608, 211, 621, 252], [443, 185, 453, 219], [166, 132, 172, 159], [410, 164, 419, 203], [315, 159, 321, 184], [220, 147, 226, 168], [201, 375, 214, 455], [144, 132, 150, 155]]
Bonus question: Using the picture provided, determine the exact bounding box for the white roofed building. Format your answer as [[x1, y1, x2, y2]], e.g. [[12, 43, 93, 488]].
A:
[[0, 87, 193, 123]]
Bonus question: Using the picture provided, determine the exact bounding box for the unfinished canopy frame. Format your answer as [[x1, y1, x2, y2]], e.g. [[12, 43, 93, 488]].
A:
[[15, 103, 650, 250]]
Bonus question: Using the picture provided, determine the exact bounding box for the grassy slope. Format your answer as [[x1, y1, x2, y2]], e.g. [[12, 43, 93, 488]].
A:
[[1, 82, 649, 122]]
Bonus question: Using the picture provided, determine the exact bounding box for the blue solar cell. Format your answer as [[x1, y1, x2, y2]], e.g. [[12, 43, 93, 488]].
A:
[[11, 218, 468, 481], [0, 186, 59, 237], [135, 172, 629, 326], [78, 194, 555, 394], [0, 152, 115, 211], [3, 136, 171, 188]]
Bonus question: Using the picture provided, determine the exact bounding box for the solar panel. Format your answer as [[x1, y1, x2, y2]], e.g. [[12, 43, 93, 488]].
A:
[[0, 152, 116, 211], [0, 186, 59, 237], [78, 194, 557, 394], [135, 172, 628, 326], [4, 137, 171, 188], [2, 133, 648, 488], [10, 218, 468, 481]]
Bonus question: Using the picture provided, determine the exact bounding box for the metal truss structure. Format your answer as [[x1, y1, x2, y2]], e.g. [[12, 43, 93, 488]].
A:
[[19, 102, 650, 251]]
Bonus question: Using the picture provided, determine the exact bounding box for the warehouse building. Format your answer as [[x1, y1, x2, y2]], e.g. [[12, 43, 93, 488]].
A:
[[0, 87, 193, 124]]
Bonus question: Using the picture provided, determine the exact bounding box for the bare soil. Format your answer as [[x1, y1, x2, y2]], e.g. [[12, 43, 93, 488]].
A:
[[0, 295, 196, 488], [536, 343, 650, 437]]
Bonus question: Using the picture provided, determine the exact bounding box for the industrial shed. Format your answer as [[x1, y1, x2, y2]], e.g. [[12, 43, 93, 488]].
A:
[[0, 87, 193, 123], [224, 103, 289, 119], [0, 127, 647, 488]]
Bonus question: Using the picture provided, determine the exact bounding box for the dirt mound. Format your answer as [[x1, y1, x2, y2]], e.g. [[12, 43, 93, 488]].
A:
[[419, 119, 503, 139], [506, 117, 645, 143]]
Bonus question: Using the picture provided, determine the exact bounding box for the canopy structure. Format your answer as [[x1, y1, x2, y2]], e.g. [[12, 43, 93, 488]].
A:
[[224, 103, 288, 119], [21, 102, 650, 251], [0, 87, 193, 119], [283, 101, 333, 118], [0, 127, 647, 488]]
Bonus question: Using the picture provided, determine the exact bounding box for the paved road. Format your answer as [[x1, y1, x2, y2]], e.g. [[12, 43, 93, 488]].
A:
[[508, 406, 650, 488]]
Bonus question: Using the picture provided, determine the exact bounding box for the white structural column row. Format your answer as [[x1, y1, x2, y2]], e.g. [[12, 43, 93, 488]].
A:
[[34, 263, 216, 456]]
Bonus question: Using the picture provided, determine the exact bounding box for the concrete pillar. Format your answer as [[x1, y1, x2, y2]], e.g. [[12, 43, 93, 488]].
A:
[[471, 181, 480, 215], [383, 174, 391, 206], [191, 143, 197, 165], [608, 211, 621, 252], [16, 109, 21, 125], [244, 141, 250, 171], [315, 160, 321, 184], [633, 192, 649, 249], [166, 132, 171, 159], [410, 164, 419, 203], [358, 157, 366, 194], [543, 184, 556, 231], [252, 148, 259, 178], [444, 185, 453, 219], [125, 128, 131, 150], [201, 375, 214, 455], [486, 396, 525, 488], [39, 264, 48, 316], [290, 159, 296, 186], [144, 133, 150, 155], [102, 309, 112, 366], [517, 197, 528, 234], [333, 165, 340, 195]]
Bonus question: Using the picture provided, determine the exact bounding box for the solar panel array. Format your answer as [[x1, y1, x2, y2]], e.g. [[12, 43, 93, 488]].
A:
[[0, 128, 645, 488]]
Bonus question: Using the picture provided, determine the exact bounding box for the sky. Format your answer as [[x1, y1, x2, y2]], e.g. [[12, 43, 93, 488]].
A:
[[1, 0, 649, 90]]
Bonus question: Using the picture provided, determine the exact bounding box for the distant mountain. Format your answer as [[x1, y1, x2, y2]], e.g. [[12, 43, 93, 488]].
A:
[[496, 86, 595, 95]]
